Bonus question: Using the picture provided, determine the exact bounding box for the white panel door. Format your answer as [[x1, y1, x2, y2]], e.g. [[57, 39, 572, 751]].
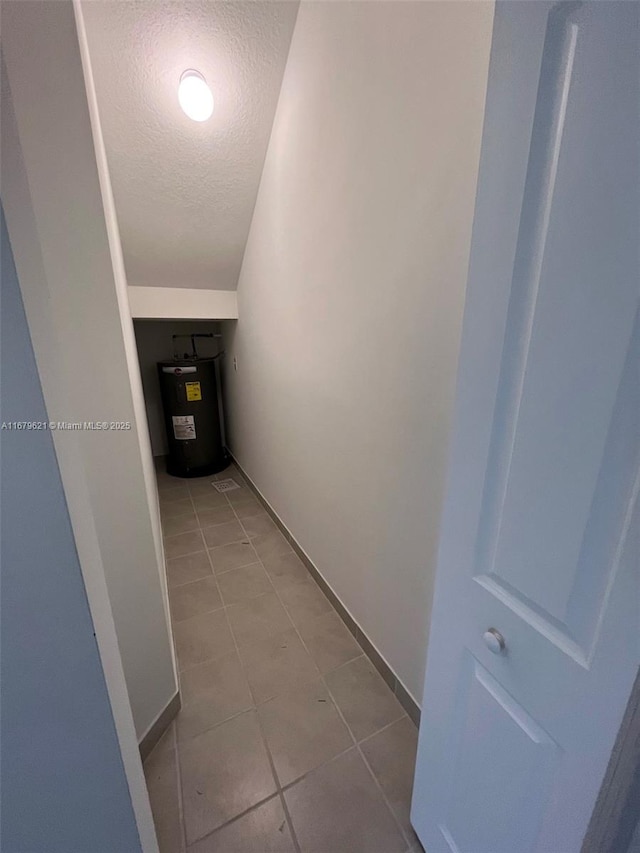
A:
[[411, 3, 639, 852]]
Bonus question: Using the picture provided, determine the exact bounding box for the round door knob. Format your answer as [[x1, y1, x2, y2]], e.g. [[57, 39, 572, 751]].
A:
[[483, 628, 506, 654]]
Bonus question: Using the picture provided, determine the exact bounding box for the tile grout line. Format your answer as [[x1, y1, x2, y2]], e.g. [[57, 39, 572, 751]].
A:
[[173, 482, 406, 722], [257, 542, 415, 850], [159, 481, 195, 852], [173, 542, 221, 852], [163, 467, 411, 851], [172, 504, 292, 849], [185, 792, 290, 851], [174, 655, 362, 736], [169, 482, 303, 852], [229, 511, 414, 852], [227, 507, 304, 853], [164, 493, 262, 562], [285, 629, 412, 849], [296, 635, 412, 849], [230, 459, 423, 724], [356, 712, 413, 747], [161, 494, 260, 528], [177, 702, 256, 740], [171, 718, 188, 853], [224, 465, 419, 850]]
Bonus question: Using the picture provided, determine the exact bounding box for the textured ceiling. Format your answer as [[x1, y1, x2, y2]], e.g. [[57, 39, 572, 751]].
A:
[[81, 1, 299, 290]]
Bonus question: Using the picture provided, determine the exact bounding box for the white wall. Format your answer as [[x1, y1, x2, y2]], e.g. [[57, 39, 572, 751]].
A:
[[223, 0, 494, 702], [2, 0, 177, 767], [1, 207, 142, 853], [134, 319, 223, 455], [129, 286, 238, 320]]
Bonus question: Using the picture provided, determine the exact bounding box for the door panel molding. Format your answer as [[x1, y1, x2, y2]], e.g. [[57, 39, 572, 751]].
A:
[[411, 3, 639, 851]]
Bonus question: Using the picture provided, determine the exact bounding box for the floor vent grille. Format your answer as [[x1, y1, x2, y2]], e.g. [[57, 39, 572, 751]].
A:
[[212, 478, 240, 493]]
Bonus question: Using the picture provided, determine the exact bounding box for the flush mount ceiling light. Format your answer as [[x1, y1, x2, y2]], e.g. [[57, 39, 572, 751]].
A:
[[178, 69, 214, 122]]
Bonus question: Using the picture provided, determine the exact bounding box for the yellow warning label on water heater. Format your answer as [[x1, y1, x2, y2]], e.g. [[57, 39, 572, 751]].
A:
[[185, 381, 202, 402]]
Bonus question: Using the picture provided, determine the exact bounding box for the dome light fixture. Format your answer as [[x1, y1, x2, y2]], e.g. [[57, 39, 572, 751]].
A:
[[178, 69, 214, 122]]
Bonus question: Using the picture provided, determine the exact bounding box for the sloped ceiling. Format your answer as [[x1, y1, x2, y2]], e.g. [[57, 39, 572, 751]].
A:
[[81, 1, 298, 290]]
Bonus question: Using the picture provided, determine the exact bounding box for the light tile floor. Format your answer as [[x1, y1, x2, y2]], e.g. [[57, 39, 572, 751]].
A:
[[146, 459, 423, 853]]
